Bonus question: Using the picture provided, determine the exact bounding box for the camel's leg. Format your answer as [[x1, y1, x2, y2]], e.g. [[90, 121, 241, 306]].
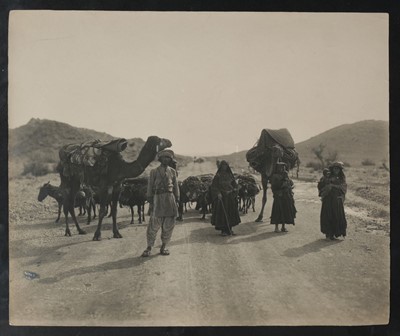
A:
[[93, 202, 108, 241], [69, 203, 86, 235], [142, 204, 146, 223], [255, 175, 268, 222], [56, 202, 62, 223], [255, 188, 267, 222], [138, 205, 143, 224], [130, 205, 135, 224], [111, 196, 122, 238], [63, 203, 71, 236], [92, 201, 97, 220]]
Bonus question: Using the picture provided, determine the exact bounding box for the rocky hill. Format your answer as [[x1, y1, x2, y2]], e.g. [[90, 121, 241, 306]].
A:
[[210, 120, 389, 169], [8, 118, 190, 177], [295, 120, 389, 167]]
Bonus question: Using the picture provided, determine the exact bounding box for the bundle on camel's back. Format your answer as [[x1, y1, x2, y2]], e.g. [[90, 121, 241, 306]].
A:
[[246, 128, 300, 222], [57, 136, 172, 239]]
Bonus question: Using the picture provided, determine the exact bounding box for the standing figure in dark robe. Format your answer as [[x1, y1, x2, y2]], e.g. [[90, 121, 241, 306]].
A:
[[210, 160, 241, 236], [270, 162, 297, 233], [318, 161, 347, 240]]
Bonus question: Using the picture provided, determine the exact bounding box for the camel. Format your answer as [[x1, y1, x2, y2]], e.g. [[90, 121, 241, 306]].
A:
[[246, 129, 300, 222], [57, 136, 172, 239]]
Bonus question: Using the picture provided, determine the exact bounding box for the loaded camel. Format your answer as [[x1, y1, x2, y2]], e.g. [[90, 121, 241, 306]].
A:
[[57, 136, 172, 239], [246, 129, 300, 222]]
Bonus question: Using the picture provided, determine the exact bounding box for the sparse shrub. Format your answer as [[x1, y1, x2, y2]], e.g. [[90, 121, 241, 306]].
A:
[[306, 161, 323, 171], [361, 159, 375, 166], [22, 161, 51, 176], [27, 150, 58, 164], [325, 151, 338, 166], [381, 162, 390, 172]]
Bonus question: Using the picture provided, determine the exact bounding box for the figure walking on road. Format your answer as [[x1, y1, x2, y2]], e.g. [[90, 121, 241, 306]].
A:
[[270, 162, 297, 232], [318, 161, 347, 240], [141, 149, 180, 257], [210, 160, 241, 236]]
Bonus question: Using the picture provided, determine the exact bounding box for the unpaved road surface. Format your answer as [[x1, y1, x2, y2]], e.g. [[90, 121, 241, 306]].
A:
[[9, 162, 390, 326]]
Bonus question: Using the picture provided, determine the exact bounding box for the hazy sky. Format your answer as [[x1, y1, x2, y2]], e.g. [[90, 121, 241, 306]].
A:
[[9, 11, 388, 156]]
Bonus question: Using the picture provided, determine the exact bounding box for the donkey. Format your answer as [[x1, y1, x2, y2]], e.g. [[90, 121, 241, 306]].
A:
[[119, 177, 148, 224], [37, 182, 95, 224], [37, 182, 64, 223]]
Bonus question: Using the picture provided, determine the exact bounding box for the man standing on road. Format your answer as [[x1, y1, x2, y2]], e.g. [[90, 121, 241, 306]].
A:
[[141, 149, 180, 257]]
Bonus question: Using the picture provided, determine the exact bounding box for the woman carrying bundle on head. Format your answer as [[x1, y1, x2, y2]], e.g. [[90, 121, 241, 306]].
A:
[[318, 161, 347, 240], [210, 160, 241, 236], [270, 162, 297, 233]]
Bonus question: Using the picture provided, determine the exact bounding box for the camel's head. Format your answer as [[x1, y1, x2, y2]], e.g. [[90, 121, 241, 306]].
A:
[[145, 136, 172, 154]]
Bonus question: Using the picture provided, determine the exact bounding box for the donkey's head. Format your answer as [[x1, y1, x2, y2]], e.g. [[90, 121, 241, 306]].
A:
[[37, 182, 51, 202]]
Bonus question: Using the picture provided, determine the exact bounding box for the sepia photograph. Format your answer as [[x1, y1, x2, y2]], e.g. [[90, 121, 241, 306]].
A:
[[7, 10, 390, 327]]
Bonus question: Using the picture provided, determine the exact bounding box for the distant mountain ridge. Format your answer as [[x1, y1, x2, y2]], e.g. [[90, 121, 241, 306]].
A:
[[9, 118, 157, 177], [295, 120, 389, 166], [9, 118, 389, 177], [210, 120, 389, 168]]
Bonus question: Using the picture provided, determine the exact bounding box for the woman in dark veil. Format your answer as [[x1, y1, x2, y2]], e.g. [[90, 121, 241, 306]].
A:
[[270, 162, 297, 233], [210, 160, 241, 236], [318, 161, 347, 240]]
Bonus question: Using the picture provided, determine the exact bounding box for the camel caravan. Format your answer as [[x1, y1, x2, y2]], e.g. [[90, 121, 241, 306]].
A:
[[37, 129, 300, 240]]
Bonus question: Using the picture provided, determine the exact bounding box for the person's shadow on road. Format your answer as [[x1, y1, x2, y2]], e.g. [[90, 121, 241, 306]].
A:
[[282, 238, 343, 258], [39, 253, 157, 284], [169, 220, 281, 247]]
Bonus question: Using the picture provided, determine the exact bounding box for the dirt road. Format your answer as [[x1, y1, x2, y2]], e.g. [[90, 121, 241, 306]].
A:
[[9, 162, 390, 326]]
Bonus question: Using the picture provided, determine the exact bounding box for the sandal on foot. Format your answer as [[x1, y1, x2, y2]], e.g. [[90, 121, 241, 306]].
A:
[[160, 249, 170, 256], [141, 249, 151, 257], [220, 232, 229, 236], [281, 228, 288, 232], [274, 228, 280, 233]]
